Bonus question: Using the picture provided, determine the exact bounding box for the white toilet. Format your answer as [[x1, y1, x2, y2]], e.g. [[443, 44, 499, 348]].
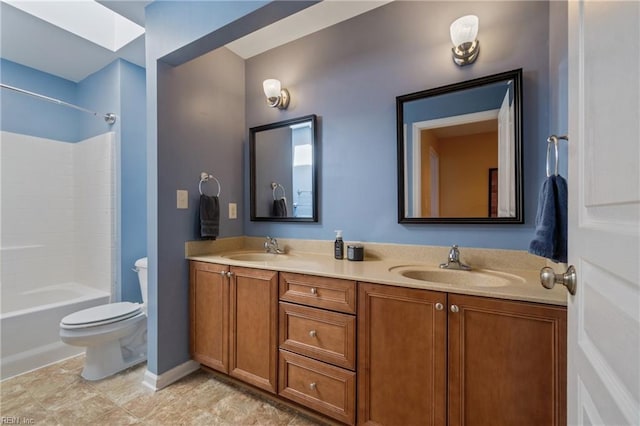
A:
[[59, 257, 148, 380]]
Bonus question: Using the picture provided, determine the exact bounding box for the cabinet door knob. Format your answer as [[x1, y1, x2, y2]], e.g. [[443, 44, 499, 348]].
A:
[[310, 287, 317, 295], [219, 271, 227, 277], [450, 304, 459, 313], [226, 271, 233, 278], [435, 302, 444, 311], [309, 330, 317, 338], [309, 382, 317, 390]]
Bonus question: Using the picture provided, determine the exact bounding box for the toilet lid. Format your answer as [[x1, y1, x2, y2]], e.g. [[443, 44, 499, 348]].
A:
[[61, 302, 143, 328]]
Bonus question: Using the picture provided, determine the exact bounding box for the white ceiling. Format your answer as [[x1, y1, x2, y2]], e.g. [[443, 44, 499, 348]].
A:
[[0, 0, 390, 83], [226, 1, 392, 59]]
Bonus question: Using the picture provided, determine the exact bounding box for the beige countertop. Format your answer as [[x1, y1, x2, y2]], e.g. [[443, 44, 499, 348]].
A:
[[186, 238, 567, 307]]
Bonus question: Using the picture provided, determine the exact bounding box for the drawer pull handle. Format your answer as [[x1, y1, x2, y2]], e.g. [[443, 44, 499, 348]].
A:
[[435, 302, 444, 311], [310, 287, 317, 295], [309, 382, 317, 390], [309, 330, 317, 338]]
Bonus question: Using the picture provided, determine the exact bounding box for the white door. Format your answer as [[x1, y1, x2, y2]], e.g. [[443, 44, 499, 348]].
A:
[[567, 1, 640, 425]]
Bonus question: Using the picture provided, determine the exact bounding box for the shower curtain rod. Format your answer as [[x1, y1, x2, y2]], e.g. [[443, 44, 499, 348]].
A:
[[1, 83, 116, 124]]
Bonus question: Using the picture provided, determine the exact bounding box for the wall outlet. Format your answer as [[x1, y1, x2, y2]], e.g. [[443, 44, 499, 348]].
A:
[[177, 190, 188, 209], [229, 203, 237, 219]]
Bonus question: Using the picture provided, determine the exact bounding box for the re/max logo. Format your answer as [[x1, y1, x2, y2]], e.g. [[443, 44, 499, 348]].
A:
[[1, 417, 35, 424]]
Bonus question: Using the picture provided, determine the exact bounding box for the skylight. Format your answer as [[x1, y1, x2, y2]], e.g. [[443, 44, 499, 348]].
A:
[[3, 0, 144, 52]]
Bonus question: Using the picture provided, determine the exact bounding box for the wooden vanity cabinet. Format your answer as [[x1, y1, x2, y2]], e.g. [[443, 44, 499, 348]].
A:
[[358, 283, 567, 426], [358, 282, 447, 426], [191, 262, 566, 425], [189, 261, 278, 394], [229, 266, 279, 393], [190, 262, 229, 373], [448, 294, 567, 426]]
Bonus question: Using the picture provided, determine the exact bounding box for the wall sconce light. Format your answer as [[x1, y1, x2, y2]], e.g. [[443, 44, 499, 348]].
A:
[[450, 15, 479, 66], [263, 79, 290, 109]]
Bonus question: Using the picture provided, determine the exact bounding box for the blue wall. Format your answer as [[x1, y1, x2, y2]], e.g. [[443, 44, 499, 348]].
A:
[[119, 61, 148, 303], [549, 1, 568, 177], [77, 60, 120, 141], [145, 0, 274, 376], [403, 82, 510, 124], [244, 1, 551, 250], [77, 59, 147, 303], [1, 58, 147, 304], [1, 59, 80, 141]]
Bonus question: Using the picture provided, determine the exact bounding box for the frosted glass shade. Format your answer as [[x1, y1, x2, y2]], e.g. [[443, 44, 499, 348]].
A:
[[263, 79, 281, 99], [450, 15, 478, 47]]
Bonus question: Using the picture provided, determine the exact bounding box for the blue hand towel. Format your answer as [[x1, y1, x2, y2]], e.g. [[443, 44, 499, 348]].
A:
[[199, 195, 219, 240], [529, 175, 568, 263]]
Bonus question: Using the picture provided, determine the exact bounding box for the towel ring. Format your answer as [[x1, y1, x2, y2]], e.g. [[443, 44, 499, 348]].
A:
[[199, 172, 221, 197], [546, 135, 568, 177], [546, 138, 559, 177], [271, 182, 285, 200]]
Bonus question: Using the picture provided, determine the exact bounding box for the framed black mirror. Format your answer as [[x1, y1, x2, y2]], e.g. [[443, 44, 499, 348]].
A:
[[250, 114, 318, 222], [397, 69, 523, 224]]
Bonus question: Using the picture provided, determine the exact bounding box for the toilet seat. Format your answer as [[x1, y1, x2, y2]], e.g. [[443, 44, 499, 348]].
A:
[[60, 302, 143, 329]]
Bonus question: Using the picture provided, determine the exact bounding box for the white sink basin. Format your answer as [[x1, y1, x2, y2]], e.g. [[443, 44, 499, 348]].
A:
[[221, 252, 291, 262], [389, 266, 523, 287]]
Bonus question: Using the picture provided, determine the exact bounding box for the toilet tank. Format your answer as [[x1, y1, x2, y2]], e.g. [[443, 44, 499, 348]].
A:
[[134, 257, 148, 308]]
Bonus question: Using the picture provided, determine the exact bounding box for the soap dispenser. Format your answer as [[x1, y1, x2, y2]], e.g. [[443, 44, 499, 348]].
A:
[[334, 230, 344, 259]]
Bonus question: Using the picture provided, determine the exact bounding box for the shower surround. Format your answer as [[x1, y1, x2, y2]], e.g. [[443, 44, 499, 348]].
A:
[[0, 130, 114, 379]]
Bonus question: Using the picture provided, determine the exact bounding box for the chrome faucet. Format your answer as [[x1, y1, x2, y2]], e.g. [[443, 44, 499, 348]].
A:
[[264, 236, 285, 254], [439, 245, 471, 271]]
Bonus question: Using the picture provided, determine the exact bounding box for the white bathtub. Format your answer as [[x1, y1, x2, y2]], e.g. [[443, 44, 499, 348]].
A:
[[1, 283, 110, 380]]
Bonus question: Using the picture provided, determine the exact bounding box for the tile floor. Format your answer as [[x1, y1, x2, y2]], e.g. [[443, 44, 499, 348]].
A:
[[0, 356, 326, 425]]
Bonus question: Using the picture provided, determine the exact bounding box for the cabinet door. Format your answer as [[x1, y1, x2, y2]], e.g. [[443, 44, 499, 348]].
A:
[[189, 261, 229, 373], [229, 266, 279, 393], [448, 294, 567, 426], [358, 283, 447, 426]]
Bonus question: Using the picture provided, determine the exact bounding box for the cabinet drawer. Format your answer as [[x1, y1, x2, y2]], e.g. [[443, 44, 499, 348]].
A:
[[279, 302, 356, 370], [278, 350, 355, 425], [279, 272, 356, 314]]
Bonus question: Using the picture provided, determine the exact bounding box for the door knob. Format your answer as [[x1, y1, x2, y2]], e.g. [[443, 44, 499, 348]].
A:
[[540, 265, 576, 295]]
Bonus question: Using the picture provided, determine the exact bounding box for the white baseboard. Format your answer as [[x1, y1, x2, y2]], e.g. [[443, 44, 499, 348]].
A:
[[141, 359, 200, 391]]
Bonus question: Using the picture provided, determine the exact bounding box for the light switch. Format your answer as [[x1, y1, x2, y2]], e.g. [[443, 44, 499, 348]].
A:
[[177, 190, 188, 209], [229, 203, 237, 219]]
